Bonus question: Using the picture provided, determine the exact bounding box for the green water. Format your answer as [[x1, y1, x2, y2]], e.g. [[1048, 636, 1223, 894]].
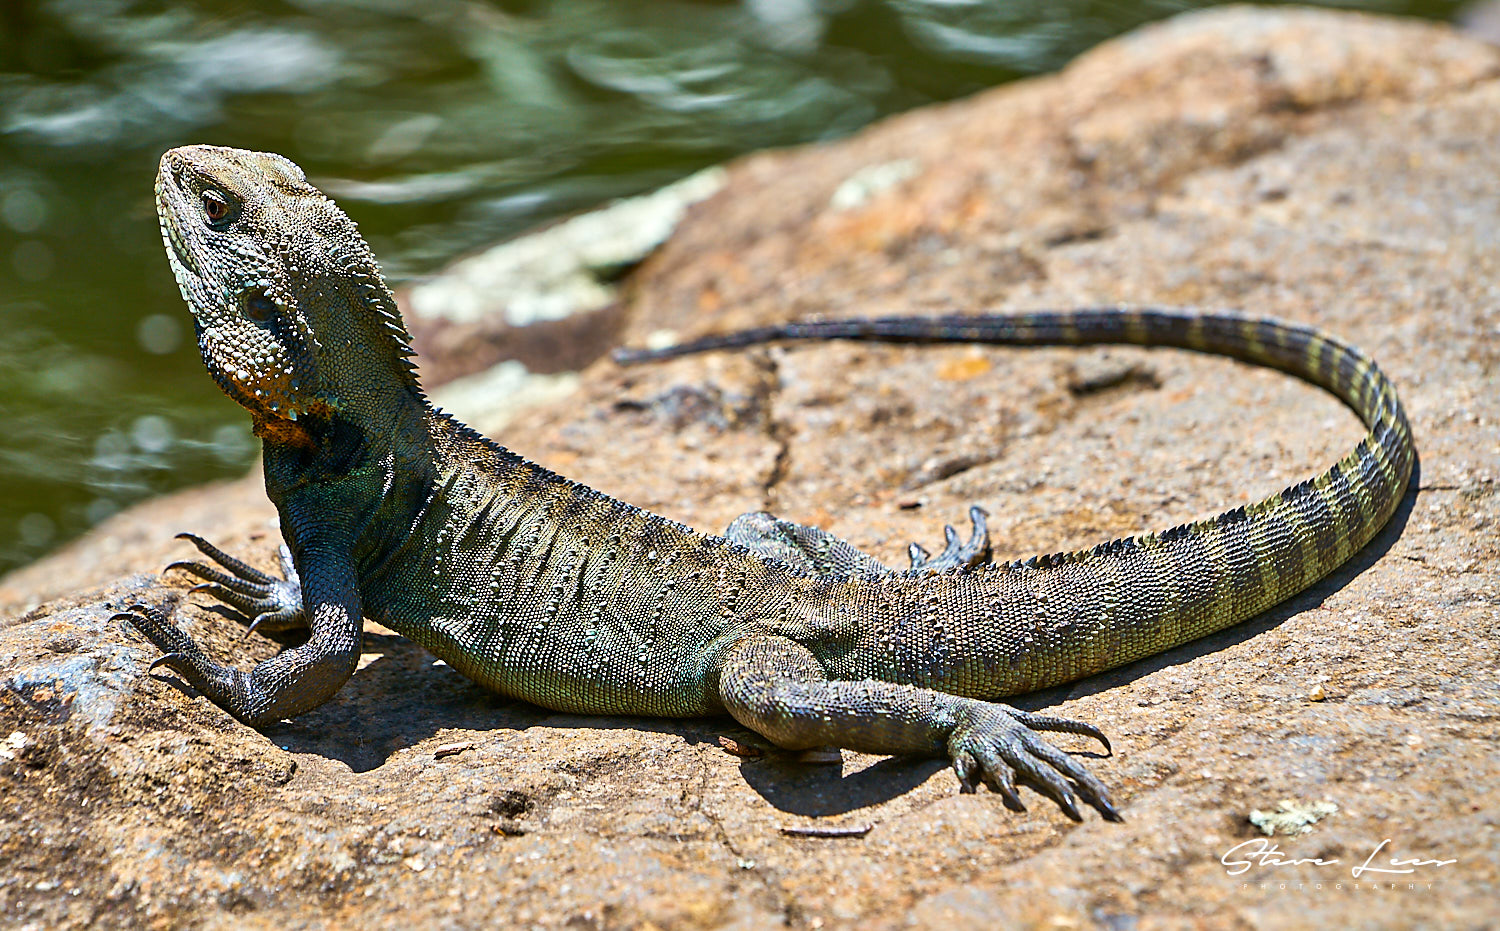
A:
[[0, 0, 1465, 573]]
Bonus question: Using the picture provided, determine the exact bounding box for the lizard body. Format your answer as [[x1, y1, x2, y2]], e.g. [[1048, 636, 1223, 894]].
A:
[[120, 146, 1413, 821]]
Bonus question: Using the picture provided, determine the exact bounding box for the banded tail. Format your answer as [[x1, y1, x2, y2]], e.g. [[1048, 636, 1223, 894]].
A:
[[617, 308, 1414, 690]]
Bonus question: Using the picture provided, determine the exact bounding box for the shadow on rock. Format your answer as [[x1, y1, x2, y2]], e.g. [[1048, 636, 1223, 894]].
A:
[[738, 753, 947, 816], [258, 631, 724, 773]]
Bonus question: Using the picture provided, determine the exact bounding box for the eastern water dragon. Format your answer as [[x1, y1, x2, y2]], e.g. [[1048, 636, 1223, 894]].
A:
[[118, 145, 1414, 822]]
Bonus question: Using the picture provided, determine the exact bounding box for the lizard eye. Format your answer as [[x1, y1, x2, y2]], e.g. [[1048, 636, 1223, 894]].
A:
[[201, 189, 233, 228], [243, 290, 277, 324]]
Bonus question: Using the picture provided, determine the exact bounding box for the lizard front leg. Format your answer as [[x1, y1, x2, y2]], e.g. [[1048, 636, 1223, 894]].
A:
[[117, 540, 362, 726], [714, 634, 1121, 821]]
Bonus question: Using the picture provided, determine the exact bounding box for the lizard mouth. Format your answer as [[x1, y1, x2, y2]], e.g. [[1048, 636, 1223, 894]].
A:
[[164, 220, 197, 276], [154, 170, 200, 278]]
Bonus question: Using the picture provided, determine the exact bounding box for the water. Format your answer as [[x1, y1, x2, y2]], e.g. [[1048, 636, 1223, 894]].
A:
[[0, 0, 1464, 573]]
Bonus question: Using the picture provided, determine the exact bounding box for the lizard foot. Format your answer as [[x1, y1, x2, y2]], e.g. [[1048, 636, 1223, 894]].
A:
[[947, 701, 1121, 822], [167, 533, 305, 635], [114, 602, 242, 696], [908, 506, 991, 572]]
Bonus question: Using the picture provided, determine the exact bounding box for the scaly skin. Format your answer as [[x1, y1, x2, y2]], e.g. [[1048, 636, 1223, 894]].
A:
[[118, 145, 1413, 823]]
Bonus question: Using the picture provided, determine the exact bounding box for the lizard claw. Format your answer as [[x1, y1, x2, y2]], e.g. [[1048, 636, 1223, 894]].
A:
[[147, 652, 190, 674], [244, 607, 300, 639], [947, 700, 1122, 822]]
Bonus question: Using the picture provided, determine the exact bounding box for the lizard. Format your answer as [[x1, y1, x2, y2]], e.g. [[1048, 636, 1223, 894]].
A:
[[116, 144, 1414, 823]]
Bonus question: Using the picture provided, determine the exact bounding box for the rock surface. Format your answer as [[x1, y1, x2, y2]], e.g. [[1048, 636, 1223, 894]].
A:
[[3, 7, 1498, 928]]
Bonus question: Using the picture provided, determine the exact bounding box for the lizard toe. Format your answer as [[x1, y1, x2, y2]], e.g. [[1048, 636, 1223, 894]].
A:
[[969, 743, 1027, 812], [116, 604, 214, 679], [246, 606, 303, 637], [999, 706, 1113, 756], [174, 532, 275, 583], [167, 560, 273, 596], [952, 749, 981, 794]]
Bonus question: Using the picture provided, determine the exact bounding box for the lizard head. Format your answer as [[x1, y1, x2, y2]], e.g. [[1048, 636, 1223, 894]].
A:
[[155, 145, 420, 438]]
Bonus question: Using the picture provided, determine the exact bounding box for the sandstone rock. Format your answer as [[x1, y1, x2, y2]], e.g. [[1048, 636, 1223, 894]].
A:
[[3, 8, 1497, 928]]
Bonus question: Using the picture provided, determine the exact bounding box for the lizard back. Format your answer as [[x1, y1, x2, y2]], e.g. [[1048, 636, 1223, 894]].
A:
[[349, 412, 820, 717]]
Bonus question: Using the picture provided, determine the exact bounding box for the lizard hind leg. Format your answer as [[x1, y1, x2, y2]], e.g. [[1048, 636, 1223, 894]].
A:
[[906, 505, 991, 573], [167, 533, 306, 636], [724, 505, 992, 579], [713, 633, 1121, 821], [724, 511, 895, 579]]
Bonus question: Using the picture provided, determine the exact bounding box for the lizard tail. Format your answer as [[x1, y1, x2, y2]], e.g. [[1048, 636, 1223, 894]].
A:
[[617, 308, 1414, 692]]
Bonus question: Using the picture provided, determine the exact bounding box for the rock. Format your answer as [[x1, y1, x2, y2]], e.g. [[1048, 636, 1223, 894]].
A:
[[3, 7, 1498, 928], [401, 166, 728, 389], [407, 166, 728, 329]]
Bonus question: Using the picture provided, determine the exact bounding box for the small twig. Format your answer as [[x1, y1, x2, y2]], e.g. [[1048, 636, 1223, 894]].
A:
[[778, 823, 873, 838]]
